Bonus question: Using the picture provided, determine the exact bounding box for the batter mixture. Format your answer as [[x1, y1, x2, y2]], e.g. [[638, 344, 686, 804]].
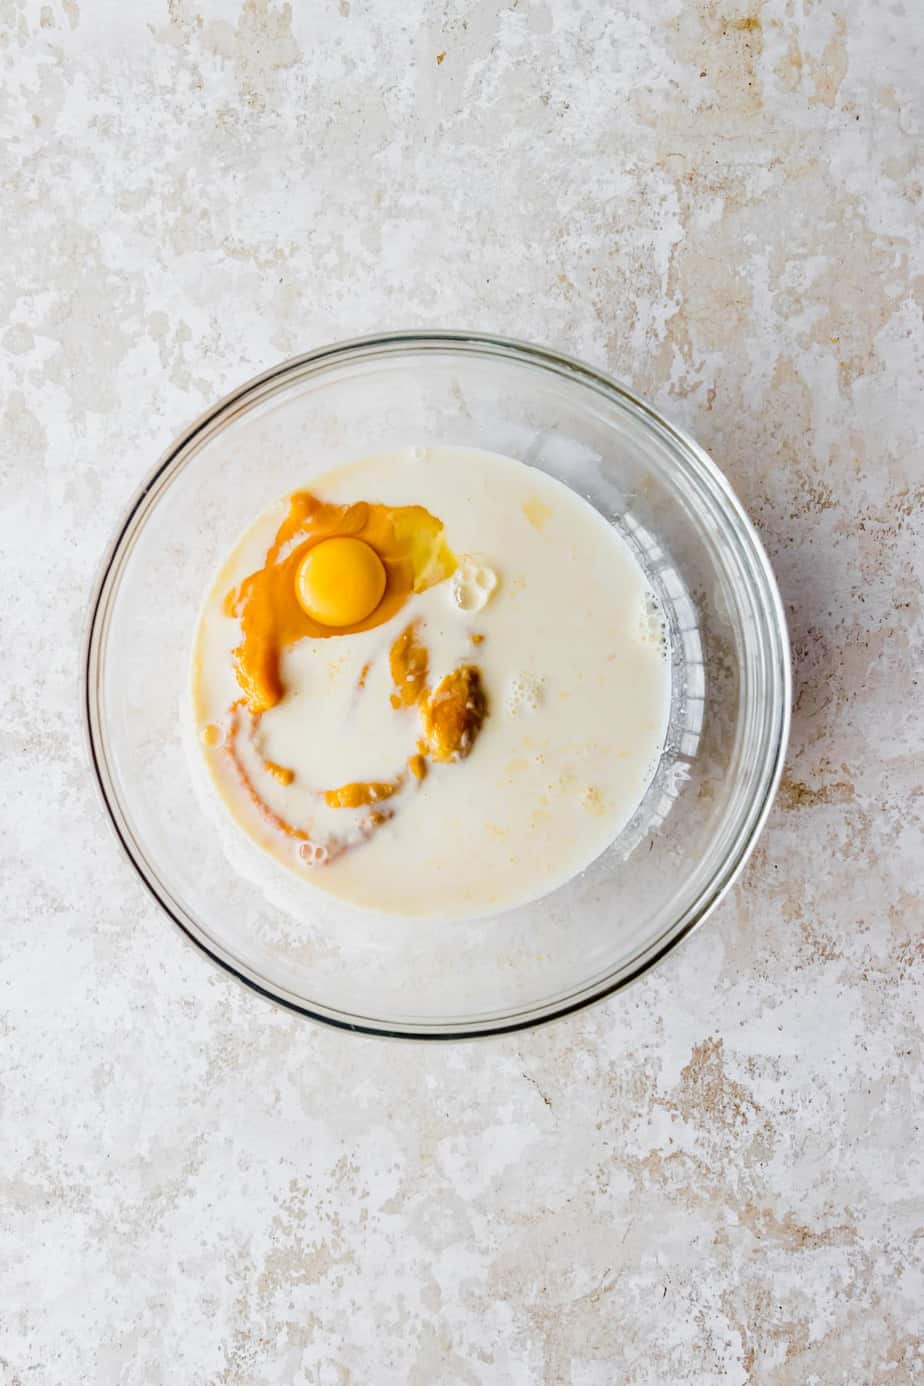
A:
[[191, 447, 670, 919]]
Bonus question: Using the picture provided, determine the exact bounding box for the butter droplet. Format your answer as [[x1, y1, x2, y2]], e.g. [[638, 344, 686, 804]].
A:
[[523, 497, 552, 531], [451, 555, 498, 613]]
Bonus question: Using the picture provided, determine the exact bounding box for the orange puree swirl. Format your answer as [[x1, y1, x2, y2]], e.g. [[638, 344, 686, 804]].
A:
[[208, 492, 488, 868]]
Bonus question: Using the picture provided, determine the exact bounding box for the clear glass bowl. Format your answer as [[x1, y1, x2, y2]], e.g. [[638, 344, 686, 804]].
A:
[[84, 332, 790, 1038]]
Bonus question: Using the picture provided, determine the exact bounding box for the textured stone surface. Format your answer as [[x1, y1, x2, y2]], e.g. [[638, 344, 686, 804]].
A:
[[2, 1, 923, 1382]]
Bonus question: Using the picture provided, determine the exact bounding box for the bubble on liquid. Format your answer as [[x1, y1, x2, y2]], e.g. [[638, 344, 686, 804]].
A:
[[451, 555, 498, 613], [505, 673, 544, 717], [298, 841, 329, 867], [638, 590, 669, 660]]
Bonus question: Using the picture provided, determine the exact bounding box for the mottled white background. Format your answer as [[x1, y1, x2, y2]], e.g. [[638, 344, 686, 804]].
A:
[[2, 0, 923, 1381]]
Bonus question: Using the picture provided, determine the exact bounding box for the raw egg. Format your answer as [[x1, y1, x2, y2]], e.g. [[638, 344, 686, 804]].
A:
[[225, 491, 456, 714], [295, 536, 386, 627]]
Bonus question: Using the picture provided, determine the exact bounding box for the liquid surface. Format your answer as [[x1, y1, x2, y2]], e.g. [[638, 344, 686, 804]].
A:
[[192, 447, 671, 920]]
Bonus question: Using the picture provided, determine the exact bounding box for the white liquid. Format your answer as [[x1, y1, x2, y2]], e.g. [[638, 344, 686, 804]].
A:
[[192, 447, 670, 920]]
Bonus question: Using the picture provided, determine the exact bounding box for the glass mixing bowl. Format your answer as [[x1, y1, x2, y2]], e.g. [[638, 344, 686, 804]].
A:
[[85, 332, 789, 1038]]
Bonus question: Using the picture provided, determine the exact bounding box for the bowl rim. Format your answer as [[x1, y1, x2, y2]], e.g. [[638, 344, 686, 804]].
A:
[[83, 328, 791, 1040]]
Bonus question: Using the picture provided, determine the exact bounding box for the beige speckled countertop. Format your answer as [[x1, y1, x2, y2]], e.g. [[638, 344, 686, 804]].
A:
[[3, 2, 923, 1382]]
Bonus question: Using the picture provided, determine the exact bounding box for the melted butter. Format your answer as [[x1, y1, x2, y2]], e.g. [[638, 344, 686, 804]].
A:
[[522, 496, 552, 531]]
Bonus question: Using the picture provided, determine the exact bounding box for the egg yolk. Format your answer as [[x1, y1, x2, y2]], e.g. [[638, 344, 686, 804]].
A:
[[295, 537, 386, 627]]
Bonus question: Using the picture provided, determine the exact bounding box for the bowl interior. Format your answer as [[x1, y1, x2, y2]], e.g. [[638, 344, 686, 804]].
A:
[[87, 336, 788, 1036]]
